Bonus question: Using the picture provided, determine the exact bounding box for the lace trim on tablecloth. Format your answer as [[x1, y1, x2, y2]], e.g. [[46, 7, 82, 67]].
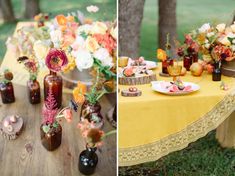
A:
[[119, 86, 235, 166]]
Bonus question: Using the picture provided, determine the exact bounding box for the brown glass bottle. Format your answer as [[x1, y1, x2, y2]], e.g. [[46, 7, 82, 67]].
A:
[[44, 71, 62, 109], [27, 79, 41, 104], [0, 82, 15, 104], [162, 59, 174, 74], [40, 124, 62, 151]]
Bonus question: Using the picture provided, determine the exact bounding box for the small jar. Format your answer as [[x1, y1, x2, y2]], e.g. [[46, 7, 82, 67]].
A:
[[27, 79, 41, 104], [0, 82, 15, 104], [44, 71, 62, 109]]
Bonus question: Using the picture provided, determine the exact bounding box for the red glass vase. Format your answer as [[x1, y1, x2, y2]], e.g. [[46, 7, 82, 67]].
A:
[[183, 55, 192, 71], [44, 71, 62, 109], [0, 82, 15, 104], [27, 79, 41, 104], [162, 59, 174, 74]]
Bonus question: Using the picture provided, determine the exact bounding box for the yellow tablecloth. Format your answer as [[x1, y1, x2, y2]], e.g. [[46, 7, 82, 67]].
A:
[[119, 64, 235, 166]]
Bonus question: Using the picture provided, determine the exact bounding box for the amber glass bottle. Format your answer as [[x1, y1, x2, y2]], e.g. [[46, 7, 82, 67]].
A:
[[0, 82, 15, 104], [27, 79, 41, 104], [44, 71, 62, 109]]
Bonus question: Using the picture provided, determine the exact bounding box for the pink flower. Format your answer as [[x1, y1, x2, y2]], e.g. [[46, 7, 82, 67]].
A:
[[63, 109, 72, 122], [45, 48, 68, 72]]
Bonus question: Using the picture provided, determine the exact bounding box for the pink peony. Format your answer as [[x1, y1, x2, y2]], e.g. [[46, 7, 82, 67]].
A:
[[45, 48, 68, 72]]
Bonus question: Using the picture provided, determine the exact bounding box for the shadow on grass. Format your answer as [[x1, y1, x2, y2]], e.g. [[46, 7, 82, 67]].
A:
[[119, 131, 235, 176]]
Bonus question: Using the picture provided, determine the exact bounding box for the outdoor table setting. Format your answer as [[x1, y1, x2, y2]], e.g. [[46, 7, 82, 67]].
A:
[[118, 23, 235, 166], [0, 9, 117, 176]]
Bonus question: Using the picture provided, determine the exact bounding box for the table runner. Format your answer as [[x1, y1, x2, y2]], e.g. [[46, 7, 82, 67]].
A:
[[119, 63, 235, 166]]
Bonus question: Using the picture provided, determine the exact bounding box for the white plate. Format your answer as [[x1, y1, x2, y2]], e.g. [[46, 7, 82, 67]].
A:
[[127, 60, 157, 70], [151, 81, 200, 95]]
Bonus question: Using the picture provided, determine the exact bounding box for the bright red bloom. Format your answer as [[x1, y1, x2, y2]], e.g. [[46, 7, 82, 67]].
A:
[[45, 49, 68, 72]]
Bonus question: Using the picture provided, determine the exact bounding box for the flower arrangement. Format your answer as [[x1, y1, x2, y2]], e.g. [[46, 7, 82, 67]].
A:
[[42, 88, 72, 133], [6, 7, 117, 83], [17, 56, 39, 80], [77, 119, 116, 148], [0, 69, 13, 84], [188, 22, 235, 63]]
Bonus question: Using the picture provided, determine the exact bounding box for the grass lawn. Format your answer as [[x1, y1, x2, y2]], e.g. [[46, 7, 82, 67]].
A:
[[0, 0, 116, 60], [141, 0, 235, 60]]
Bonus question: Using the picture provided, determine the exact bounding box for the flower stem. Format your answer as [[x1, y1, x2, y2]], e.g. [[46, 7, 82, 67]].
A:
[[102, 130, 116, 139], [56, 107, 69, 119]]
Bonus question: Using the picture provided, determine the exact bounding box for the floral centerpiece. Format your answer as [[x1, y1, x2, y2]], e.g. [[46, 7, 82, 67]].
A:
[[187, 22, 235, 78], [7, 7, 117, 87]]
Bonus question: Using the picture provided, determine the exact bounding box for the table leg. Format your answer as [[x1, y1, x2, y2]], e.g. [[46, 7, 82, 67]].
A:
[[216, 111, 235, 148]]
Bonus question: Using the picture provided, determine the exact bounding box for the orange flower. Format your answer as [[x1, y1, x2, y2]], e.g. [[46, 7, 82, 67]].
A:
[[66, 15, 74, 22], [157, 49, 167, 61], [77, 81, 87, 94], [73, 90, 85, 104], [56, 15, 67, 26]]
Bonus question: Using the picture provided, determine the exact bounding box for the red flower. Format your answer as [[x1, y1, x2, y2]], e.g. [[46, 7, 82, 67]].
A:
[[45, 49, 68, 72]]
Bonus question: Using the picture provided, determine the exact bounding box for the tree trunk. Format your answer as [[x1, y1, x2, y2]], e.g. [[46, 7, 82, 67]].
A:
[[0, 0, 16, 23], [24, 0, 40, 19], [119, 0, 145, 58], [158, 0, 177, 56]]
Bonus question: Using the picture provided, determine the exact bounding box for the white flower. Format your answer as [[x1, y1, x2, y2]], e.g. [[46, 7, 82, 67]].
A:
[[50, 30, 62, 48], [76, 24, 92, 35], [33, 40, 49, 60], [86, 5, 99, 13], [203, 54, 212, 63], [91, 22, 108, 34], [205, 39, 209, 43], [207, 32, 214, 38], [205, 43, 210, 49], [219, 36, 231, 46], [93, 48, 113, 67], [198, 23, 210, 33], [227, 32, 235, 38], [110, 26, 117, 40], [75, 49, 94, 71], [216, 23, 226, 32], [232, 39, 235, 44], [71, 36, 85, 51], [231, 45, 235, 51], [230, 23, 235, 33]]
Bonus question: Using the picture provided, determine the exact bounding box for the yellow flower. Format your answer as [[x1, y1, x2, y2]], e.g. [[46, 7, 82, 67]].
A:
[[92, 21, 108, 35], [157, 49, 167, 61], [85, 36, 99, 53]]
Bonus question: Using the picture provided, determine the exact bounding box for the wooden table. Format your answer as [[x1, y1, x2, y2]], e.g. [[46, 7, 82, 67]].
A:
[[0, 84, 116, 176]]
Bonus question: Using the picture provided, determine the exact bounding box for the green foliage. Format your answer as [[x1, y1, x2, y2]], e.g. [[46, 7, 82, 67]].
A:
[[42, 125, 50, 133], [140, 0, 235, 61], [119, 131, 235, 176]]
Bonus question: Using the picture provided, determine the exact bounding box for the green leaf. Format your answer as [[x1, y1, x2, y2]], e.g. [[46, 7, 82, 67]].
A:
[[42, 125, 50, 133], [53, 121, 59, 128]]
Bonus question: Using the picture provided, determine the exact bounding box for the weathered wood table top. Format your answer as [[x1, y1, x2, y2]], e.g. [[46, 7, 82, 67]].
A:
[[0, 84, 116, 176]]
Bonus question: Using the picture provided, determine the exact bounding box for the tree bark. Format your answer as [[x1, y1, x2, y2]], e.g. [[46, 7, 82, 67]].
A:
[[158, 0, 177, 56], [119, 0, 145, 58], [0, 0, 16, 23], [24, 0, 40, 19]]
